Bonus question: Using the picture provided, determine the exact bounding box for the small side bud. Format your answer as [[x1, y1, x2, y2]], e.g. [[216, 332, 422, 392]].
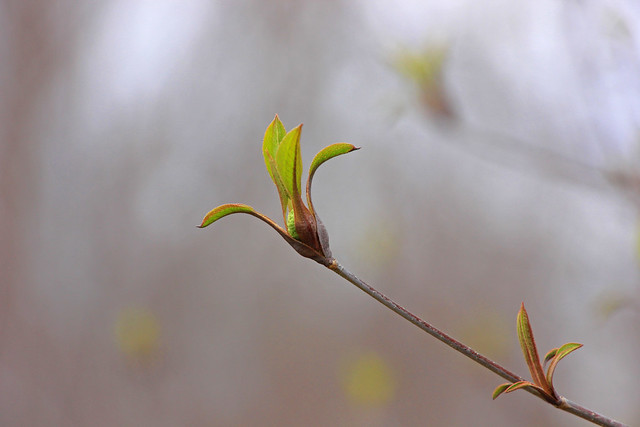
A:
[[287, 210, 299, 239]]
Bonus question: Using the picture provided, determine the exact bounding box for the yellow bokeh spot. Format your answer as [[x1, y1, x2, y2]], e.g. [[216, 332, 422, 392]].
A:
[[457, 311, 510, 361], [595, 291, 631, 320], [393, 44, 453, 118], [114, 307, 160, 360], [355, 221, 400, 271], [394, 46, 447, 90], [342, 352, 397, 407]]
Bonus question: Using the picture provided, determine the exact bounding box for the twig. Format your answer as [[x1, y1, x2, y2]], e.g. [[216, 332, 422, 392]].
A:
[[322, 257, 627, 427]]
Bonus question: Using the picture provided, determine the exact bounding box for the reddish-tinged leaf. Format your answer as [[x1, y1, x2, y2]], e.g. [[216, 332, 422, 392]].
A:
[[492, 383, 512, 400], [545, 342, 583, 388], [198, 203, 325, 262], [275, 125, 321, 250], [198, 203, 256, 228], [493, 380, 556, 402], [306, 143, 360, 214], [504, 380, 551, 399], [505, 380, 537, 393], [517, 303, 553, 396]]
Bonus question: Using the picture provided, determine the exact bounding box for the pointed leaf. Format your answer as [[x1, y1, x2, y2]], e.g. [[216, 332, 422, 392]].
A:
[[504, 380, 539, 393], [198, 203, 256, 228], [492, 383, 512, 400], [308, 143, 360, 184], [276, 125, 303, 204], [517, 303, 553, 396], [504, 381, 553, 401], [198, 203, 325, 262], [494, 380, 557, 403], [545, 343, 583, 388], [263, 115, 287, 185], [543, 348, 559, 370], [306, 143, 360, 214]]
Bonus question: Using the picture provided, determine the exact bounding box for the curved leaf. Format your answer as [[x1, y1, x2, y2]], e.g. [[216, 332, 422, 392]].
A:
[[306, 143, 360, 214], [198, 203, 326, 262], [263, 115, 287, 185], [545, 343, 583, 388], [198, 203, 256, 228], [494, 380, 556, 402], [492, 383, 512, 400], [504, 380, 551, 400], [308, 143, 360, 183]]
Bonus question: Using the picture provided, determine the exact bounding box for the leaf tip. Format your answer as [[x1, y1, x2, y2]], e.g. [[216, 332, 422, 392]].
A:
[[492, 383, 511, 400]]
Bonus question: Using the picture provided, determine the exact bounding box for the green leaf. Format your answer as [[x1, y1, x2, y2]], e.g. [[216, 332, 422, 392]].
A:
[[308, 143, 360, 183], [545, 342, 583, 389], [504, 380, 547, 396], [517, 303, 553, 396], [306, 143, 360, 214], [266, 153, 290, 224], [263, 115, 287, 186], [493, 380, 555, 402], [275, 125, 303, 203], [198, 203, 256, 228], [492, 383, 512, 400], [198, 203, 326, 262], [394, 46, 447, 89]]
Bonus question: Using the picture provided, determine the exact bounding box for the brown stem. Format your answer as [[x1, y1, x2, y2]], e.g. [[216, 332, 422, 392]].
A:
[[320, 258, 627, 427]]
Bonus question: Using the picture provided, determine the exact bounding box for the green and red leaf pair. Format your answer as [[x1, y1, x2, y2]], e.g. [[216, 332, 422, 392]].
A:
[[199, 115, 359, 262], [492, 303, 582, 403]]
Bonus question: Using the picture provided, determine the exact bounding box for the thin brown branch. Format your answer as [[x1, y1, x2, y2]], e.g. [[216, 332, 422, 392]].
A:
[[321, 257, 627, 427]]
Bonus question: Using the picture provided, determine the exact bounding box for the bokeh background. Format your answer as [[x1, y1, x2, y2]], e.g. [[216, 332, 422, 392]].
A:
[[2, 0, 639, 425]]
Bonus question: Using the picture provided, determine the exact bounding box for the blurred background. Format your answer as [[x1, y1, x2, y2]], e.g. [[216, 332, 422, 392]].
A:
[[1, 0, 639, 425]]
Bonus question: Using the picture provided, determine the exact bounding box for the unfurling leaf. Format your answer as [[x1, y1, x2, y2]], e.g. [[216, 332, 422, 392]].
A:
[[545, 342, 583, 388], [504, 380, 546, 394], [198, 203, 325, 262], [263, 114, 287, 185], [276, 125, 303, 202], [308, 143, 360, 186], [198, 203, 256, 228], [199, 114, 359, 263], [492, 383, 512, 400], [493, 380, 549, 400], [493, 305, 581, 404], [306, 143, 360, 214], [517, 303, 553, 397]]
